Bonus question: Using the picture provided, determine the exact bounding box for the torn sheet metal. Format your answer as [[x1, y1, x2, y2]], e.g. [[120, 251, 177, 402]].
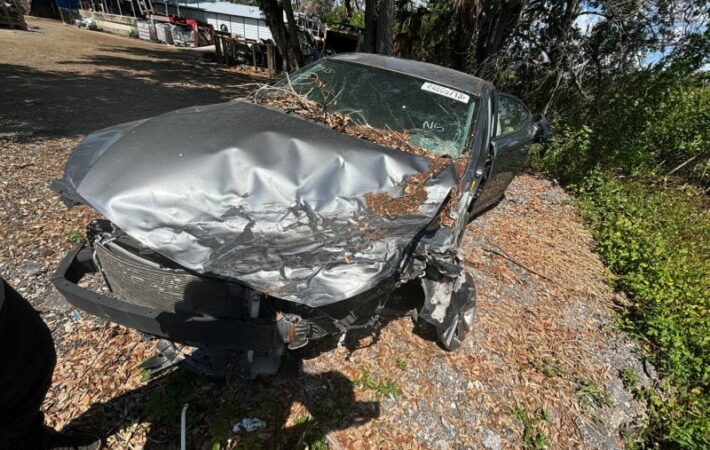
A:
[[63, 101, 456, 307]]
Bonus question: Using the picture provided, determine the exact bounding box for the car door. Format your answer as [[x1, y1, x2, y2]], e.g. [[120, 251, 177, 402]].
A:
[[471, 92, 533, 215]]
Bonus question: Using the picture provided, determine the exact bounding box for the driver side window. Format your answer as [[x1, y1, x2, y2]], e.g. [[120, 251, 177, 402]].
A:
[[496, 94, 529, 136]]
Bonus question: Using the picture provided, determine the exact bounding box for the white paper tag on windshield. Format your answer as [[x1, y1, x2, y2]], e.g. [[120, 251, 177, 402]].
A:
[[421, 82, 470, 104]]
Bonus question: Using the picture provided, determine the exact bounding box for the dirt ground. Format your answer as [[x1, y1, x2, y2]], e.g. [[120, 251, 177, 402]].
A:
[[1, 17, 653, 449]]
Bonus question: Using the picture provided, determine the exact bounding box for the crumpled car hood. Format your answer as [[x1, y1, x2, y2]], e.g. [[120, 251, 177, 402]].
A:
[[64, 101, 456, 306]]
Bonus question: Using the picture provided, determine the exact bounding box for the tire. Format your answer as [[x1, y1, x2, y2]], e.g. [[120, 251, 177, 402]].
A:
[[437, 273, 477, 351]]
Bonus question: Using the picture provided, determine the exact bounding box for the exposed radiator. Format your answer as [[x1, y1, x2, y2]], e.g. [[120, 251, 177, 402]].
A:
[[94, 241, 246, 317]]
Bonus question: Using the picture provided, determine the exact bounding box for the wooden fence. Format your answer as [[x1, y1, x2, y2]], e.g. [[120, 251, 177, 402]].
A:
[[213, 31, 279, 76]]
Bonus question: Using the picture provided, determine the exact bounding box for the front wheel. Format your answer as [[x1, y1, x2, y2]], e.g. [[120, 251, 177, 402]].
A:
[[437, 273, 477, 351]]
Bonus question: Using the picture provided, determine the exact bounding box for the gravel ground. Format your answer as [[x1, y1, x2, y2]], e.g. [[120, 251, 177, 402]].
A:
[[1, 17, 652, 449]]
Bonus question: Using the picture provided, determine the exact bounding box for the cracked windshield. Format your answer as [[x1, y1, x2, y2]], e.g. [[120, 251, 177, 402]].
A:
[[278, 59, 477, 158]]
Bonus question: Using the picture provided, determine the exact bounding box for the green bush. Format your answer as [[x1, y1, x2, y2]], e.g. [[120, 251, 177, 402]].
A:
[[636, 86, 710, 179], [595, 82, 710, 180], [513, 10, 709, 448], [574, 173, 709, 448], [322, 6, 365, 28], [541, 81, 709, 186], [538, 124, 594, 184]]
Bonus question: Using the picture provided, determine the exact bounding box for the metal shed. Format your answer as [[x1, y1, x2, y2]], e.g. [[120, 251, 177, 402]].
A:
[[174, 1, 275, 41]]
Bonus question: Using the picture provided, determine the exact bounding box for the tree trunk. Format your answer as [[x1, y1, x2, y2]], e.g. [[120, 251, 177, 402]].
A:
[[258, 0, 303, 72], [452, 3, 475, 72], [281, 0, 304, 68], [364, 0, 394, 55], [344, 0, 352, 18], [375, 0, 394, 54], [364, 0, 378, 53], [474, 0, 527, 80], [540, 0, 581, 112]]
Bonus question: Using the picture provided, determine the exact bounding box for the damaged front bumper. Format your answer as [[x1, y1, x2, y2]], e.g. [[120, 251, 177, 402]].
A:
[[52, 224, 478, 379], [51, 245, 281, 353], [51, 231, 394, 377]]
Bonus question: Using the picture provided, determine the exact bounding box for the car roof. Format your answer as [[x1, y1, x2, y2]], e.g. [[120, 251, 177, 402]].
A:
[[329, 53, 490, 96]]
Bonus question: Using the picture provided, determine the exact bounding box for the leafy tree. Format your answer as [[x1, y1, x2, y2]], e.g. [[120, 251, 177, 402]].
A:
[[393, 0, 527, 77], [297, 0, 334, 16], [322, 4, 365, 27], [393, 0, 708, 125]]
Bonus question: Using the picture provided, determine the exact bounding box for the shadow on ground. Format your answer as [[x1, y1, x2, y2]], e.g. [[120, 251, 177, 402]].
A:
[[65, 354, 379, 449], [62, 282, 432, 448], [0, 46, 266, 142]]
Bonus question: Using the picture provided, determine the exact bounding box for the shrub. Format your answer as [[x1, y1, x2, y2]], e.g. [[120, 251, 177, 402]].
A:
[[640, 86, 709, 176], [574, 173, 709, 448], [526, 21, 709, 450], [541, 80, 709, 187], [539, 124, 594, 184]]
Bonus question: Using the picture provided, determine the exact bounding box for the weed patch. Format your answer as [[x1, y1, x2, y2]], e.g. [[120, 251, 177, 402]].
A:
[[65, 229, 86, 244], [143, 372, 196, 425], [572, 174, 709, 448], [577, 379, 613, 410], [356, 370, 402, 399], [529, 357, 561, 378], [514, 408, 551, 449]]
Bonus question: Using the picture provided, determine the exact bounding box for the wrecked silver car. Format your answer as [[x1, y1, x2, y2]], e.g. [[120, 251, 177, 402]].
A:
[[51, 54, 546, 376]]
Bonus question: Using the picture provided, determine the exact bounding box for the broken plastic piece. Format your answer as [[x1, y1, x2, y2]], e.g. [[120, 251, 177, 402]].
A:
[[232, 418, 267, 433]]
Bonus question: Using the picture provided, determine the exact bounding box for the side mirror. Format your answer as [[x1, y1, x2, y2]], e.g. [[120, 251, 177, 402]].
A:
[[533, 114, 552, 143]]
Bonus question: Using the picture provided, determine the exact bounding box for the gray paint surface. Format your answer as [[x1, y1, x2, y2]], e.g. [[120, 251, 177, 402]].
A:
[[67, 102, 456, 306]]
